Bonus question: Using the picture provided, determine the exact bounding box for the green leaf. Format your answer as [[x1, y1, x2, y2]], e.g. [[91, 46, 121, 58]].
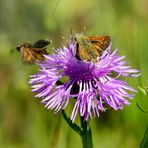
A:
[[136, 103, 148, 114], [140, 127, 148, 148], [138, 86, 148, 96]]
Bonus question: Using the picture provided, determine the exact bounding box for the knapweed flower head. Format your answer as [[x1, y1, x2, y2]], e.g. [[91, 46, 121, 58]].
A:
[[29, 37, 140, 122]]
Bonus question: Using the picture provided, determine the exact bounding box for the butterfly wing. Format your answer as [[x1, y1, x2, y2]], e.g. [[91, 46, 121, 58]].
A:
[[21, 47, 37, 64], [75, 43, 91, 61], [21, 47, 46, 64], [88, 36, 110, 55], [32, 39, 50, 55], [33, 39, 51, 48]]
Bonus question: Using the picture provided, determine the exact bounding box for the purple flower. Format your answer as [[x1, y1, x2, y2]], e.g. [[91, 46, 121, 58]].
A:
[[29, 38, 140, 122]]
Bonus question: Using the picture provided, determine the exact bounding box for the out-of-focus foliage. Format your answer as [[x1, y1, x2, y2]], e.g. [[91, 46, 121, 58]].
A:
[[0, 0, 148, 147]]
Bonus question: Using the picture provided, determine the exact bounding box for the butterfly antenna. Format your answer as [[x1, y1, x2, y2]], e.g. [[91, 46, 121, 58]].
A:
[[71, 28, 76, 36], [60, 36, 68, 39], [70, 28, 76, 41]]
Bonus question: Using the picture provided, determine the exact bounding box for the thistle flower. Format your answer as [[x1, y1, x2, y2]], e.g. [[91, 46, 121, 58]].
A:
[[29, 38, 140, 122]]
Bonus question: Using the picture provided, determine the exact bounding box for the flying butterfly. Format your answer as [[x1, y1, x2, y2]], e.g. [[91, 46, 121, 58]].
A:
[[16, 39, 51, 64], [74, 33, 110, 63]]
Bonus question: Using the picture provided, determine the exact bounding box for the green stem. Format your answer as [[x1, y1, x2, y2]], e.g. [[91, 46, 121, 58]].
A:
[[61, 110, 82, 136], [80, 117, 93, 148], [61, 110, 93, 148]]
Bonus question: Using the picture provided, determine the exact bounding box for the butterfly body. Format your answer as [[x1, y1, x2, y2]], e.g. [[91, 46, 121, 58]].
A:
[[74, 34, 110, 63], [16, 39, 51, 64]]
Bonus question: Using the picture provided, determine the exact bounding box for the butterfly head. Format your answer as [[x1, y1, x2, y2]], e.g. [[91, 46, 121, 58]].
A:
[[16, 43, 32, 52]]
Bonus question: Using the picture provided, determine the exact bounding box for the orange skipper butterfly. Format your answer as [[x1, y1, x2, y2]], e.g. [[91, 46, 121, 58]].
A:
[[74, 33, 110, 63], [16, 39, 51, 64]]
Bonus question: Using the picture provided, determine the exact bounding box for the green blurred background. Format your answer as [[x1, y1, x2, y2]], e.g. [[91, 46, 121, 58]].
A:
[[0, 0, 148, 147]]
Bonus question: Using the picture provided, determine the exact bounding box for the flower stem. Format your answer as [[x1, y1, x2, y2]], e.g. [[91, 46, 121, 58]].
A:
[[80, 117, 93, 148], [61, 110, 82, 136], [61, 110, 93, 148]]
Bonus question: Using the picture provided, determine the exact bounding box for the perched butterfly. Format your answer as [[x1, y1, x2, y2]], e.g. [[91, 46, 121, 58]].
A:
[[74, 33, 110, 63], [16, 39, 51, 64]]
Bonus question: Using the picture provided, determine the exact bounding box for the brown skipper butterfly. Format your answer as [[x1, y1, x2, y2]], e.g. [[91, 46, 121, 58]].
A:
[[74, 33, 110, 63], [16, 39, 51, 64]]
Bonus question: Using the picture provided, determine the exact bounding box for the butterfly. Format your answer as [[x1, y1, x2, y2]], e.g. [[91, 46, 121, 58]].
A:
[[74, 33, 110, 63], [16, 39, 51, 64]]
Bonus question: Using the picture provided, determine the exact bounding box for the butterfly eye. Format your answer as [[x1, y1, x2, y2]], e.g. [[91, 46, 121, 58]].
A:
[[16, 46, 21, 52], [74, 37, 77, 41], [74, 34, 78, 41]]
